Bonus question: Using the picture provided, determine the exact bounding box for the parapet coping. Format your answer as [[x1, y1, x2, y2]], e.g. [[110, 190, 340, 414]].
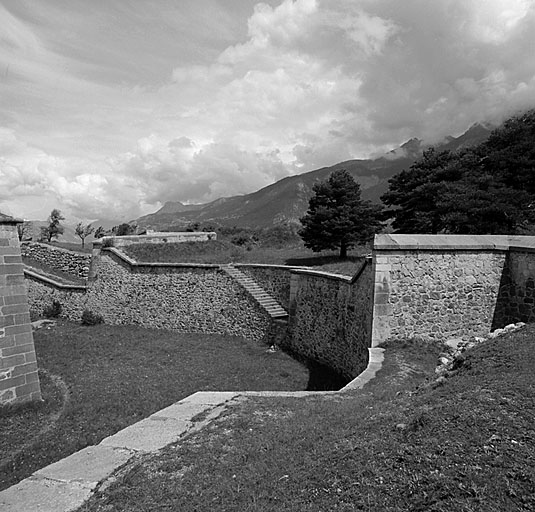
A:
[[0, 347, 383, 512], [23, 268, 87, 291], [234, 263, 310, 271], [103, 247, 220, 269], [290, 257, 371, 284], [21, 241, 91, 258], [375, 234, 535, 251]]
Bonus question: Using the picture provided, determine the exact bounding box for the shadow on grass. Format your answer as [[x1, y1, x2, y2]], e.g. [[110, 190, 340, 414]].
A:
[[285, 254, 363, 267]]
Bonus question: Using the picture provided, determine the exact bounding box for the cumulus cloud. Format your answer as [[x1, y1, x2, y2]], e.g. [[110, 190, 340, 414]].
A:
[[1, 0, 534, 221]]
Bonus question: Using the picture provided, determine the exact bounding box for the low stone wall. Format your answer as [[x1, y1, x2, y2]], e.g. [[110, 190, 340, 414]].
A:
[[0, 218, 41, 406], [21, 242, 90, 279], [286, 260, 373, 380], [26, 249, 270, 341], [105, 231, 216, 248]]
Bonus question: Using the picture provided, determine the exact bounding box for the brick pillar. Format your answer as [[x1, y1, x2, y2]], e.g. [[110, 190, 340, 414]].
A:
[[0, 215, 41, 405]]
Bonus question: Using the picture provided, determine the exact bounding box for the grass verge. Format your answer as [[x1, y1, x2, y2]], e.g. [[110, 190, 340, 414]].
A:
[[80, 329, 535, 512], [0, 320, 309, 491]]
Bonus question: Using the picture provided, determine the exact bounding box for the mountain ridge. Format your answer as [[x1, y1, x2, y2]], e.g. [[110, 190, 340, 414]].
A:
[[136, 123, 493, 230]]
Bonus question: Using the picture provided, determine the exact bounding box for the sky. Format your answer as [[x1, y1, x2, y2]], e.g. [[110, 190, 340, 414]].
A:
[[0, 0, 534, 223]]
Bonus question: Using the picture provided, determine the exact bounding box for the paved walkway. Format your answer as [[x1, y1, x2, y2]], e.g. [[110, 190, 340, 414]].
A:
[[0, 348, 385, 512]]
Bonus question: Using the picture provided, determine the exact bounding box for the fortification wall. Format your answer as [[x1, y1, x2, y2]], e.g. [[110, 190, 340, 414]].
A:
[[286, 260, 373, 380], [494, 247, 535, 326], [0, 218, 41, 406], [26, 249, 270, 341], [21, 242, 90, 279], [370, 235, 534, 346]]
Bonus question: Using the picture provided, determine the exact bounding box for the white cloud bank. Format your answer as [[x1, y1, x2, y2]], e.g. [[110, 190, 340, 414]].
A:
[[0, 0, 534, 221]]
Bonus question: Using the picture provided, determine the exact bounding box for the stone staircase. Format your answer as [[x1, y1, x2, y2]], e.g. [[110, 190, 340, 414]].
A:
[[221, 264, 288, 319]]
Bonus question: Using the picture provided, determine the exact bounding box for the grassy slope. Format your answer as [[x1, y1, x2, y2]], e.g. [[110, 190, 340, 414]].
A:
[[0, 321, 309, 490], [81, 330, 535, 512], [124, 241, 368, 276]]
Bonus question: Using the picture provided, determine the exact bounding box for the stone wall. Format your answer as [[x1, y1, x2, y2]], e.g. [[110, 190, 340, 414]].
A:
[[286, 260, 373, 380], [0, 217, 41, 406], [21, 242, 91, 279], [370, 234, 526, 346], [105, 231, 216, 248], [493, 247, 535, 326], [26, 248, 270, 341]]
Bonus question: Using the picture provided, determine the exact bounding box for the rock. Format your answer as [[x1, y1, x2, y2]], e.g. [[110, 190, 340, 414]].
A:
[[438, 356, 451, 366]]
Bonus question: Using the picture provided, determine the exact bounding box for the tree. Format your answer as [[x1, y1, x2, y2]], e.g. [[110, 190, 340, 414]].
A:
[[112, 223, 136, 236], [40, 209, 65, 242], [299, 169, 383, 258], [75, 222, 94, 248], [94, 226, 107, 239], [382, 109, 535, 235]]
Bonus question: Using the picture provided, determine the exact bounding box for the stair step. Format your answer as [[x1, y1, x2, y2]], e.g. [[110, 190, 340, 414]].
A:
[[222, 264, 288, 317]]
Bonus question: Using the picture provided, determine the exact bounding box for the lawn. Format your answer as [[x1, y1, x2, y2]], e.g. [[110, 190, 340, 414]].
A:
[[80, 328, 535, 512], [0, 321, 310, 491], [123, 240, 369, 276]]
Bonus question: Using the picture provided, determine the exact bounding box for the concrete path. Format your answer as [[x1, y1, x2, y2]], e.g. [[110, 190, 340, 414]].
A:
[[0, 349, 385, 512]]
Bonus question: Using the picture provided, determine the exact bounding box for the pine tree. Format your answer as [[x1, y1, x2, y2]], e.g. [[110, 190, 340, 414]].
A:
[[299, 170, 383, 258]]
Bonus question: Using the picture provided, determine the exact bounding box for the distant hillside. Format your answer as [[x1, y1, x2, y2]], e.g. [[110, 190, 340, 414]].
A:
[[136, 123, 492, 230]]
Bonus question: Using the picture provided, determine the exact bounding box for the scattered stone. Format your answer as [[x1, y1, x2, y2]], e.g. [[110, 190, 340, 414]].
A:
[[32, 319, 56, 331], [434, 323, 527, 378]]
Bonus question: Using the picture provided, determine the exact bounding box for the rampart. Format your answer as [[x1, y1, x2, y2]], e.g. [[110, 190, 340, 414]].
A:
[[286, 259, 373, 380], [0, 217, 41, 406], [371, 234, 535, 346], [20, 234, 535, 387], [21, 242, 91, 279], [26, 247, 270, 341]]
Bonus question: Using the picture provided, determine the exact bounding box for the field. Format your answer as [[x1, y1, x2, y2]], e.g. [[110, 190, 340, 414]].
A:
[[80, 328, 535, 511], [123, 239, 369, 276], [0, 321, 310, 491]]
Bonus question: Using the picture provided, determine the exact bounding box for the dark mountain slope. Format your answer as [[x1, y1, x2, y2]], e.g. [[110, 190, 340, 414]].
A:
[[136, 123, 492, 230]]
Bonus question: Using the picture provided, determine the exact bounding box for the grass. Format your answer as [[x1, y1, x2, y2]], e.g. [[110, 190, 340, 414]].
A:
[[80, 328, 535, 512], [0, 320, 310, 491], [39, 241, 93, 254], [22, 257, 87, 286], [123, 240, 369, 276]]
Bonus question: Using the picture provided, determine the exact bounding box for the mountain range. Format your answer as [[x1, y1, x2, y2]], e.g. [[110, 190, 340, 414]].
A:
[[135, 123, 493, 231]]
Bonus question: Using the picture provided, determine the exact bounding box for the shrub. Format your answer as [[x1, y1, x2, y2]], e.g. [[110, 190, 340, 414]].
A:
[[43, 300, 62, 318], [81, 309, 104, 326], [101, 237, 114, 248]]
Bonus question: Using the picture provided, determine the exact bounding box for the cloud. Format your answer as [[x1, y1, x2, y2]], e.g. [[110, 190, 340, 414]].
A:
[[1, 0, 535, 222]]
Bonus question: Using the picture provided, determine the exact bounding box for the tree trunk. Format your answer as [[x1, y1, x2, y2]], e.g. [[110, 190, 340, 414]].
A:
[[339, 242, 347, 259]]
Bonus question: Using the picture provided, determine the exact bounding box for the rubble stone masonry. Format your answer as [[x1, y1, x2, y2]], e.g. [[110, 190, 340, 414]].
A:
[[0, 216, 41, 406]]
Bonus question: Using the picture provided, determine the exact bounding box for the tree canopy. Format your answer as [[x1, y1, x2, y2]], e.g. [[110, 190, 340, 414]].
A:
[[299, 169, 383, 258], [382, 109, 535, 234], [75, 222, 94, 247], [40, 209, 65, 242]]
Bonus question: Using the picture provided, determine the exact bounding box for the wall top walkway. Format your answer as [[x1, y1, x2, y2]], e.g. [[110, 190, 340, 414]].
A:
[[375, 234, 535, 252]]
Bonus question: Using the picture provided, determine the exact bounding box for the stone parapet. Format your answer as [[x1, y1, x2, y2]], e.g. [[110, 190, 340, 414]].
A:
[[21, 242, 91, 279]]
